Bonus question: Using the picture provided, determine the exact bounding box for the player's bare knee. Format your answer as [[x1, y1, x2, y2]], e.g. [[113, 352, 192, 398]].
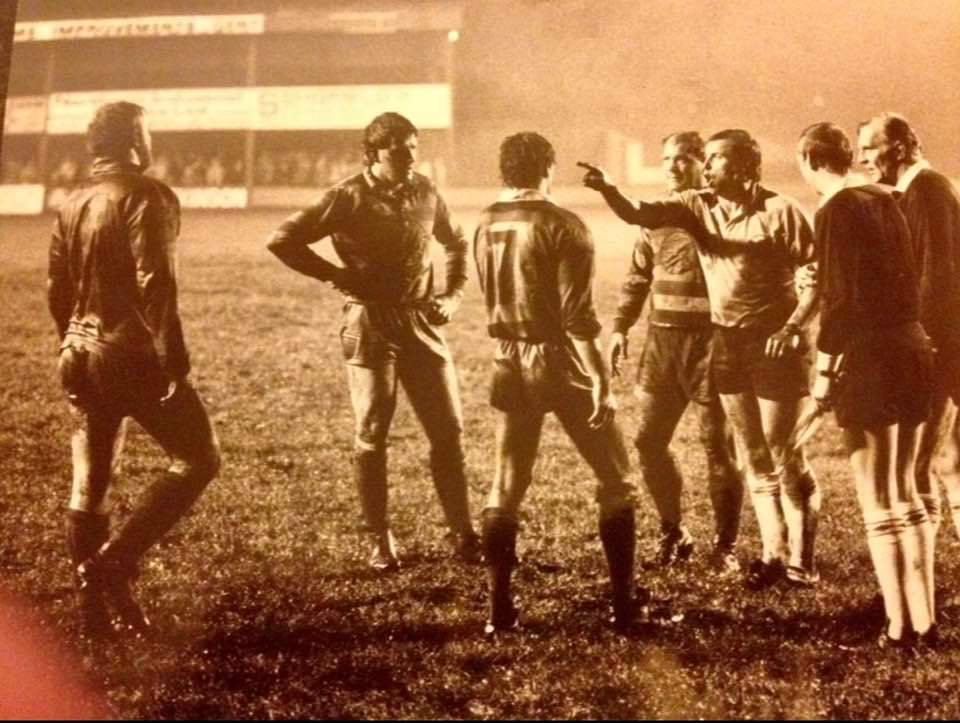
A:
[[168, 444, 220, 491], [633, 428, 670, 468], [740, 444, 773, 476], [596, 479, 635, 518]]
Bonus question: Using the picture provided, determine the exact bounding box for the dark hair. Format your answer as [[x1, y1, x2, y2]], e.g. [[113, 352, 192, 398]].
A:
[[362, 112, 418, 165], [798, 122, 853, 174], [86, 101, 145, 158], [707, 128, 762, 181], [499, 132, 555, 188], [662, 131, 705, 161], [858, 112, 922, 163]]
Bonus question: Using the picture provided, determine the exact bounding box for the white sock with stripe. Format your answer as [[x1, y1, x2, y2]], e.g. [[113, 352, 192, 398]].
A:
[[863, 509, 907, 640], [897, 500, 934, 632]]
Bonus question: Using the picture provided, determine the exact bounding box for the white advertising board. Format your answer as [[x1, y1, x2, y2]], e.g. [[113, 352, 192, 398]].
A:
[[41, 84, 451, 134], [15, 15, 265, 42], [0, 185, 46, 215]]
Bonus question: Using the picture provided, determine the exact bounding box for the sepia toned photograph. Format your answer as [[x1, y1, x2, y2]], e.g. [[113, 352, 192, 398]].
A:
[[1, 0, 959, 718]]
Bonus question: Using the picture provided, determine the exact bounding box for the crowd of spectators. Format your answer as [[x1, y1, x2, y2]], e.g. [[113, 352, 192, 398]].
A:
[[2, 153, 42, 184], [5, 147, 448, 188]]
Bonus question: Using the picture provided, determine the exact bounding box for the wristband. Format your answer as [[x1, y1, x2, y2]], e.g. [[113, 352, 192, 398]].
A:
[[815, 351, 844, 377]]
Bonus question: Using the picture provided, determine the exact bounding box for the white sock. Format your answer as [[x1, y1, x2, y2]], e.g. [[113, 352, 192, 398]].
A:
[[897, 500, 934, 632], [946, 487, 960, 542], [918, 493, 940, 619], [863, 509, 907, 640], [781, 468, 820, 573], [747, 471, 787, 563]]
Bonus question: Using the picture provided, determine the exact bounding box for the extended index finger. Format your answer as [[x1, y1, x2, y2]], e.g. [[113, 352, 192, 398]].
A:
[[576, 161, 600, 171]]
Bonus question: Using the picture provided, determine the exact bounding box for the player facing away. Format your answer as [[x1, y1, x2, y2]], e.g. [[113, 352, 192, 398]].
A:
[[798, 122, 937, 649], [48, 102, 221, 638], [474, 132, 638, 633], [267, 112, 480, 570], [581, 129, 822, 590], [859, 113, 960, 557], [609, 131, 742, 573]]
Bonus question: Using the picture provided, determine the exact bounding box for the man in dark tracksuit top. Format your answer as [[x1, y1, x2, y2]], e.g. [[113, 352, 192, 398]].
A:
[[267, 112, 480, 570], [610, 131, 742, 572], [474, 132, 637, 633], [48, 102, 221, 638]]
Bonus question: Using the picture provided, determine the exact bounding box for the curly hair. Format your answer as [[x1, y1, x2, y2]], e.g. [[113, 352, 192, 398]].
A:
[[499, 132, 555, 188], [86, 101, 145, 159], [362, 112, 418, 166]]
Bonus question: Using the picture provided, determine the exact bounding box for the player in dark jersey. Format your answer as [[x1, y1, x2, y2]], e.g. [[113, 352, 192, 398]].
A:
[[267, 112, 480, 571], [610, 131, 742, 573], [474, 132, 638, 632], [48, 102, 221, 638], [859, 114, 960, 611], [798, 122, 936, 648]]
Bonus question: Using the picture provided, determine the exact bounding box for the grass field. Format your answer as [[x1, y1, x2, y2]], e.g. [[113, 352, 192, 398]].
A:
[[2, 201, 960, 719]]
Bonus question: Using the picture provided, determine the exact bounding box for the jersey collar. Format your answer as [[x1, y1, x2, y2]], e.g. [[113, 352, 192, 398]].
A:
[[497, 188, 554, 204], [895, 159, 932, 192]]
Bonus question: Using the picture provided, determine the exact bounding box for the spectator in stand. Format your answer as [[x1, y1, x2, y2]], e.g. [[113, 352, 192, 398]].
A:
[[226, 156, 245, 186], [255, 151, 275, 185], [50, 155, 81, 187], [180, 154, 205, 187], [205, 156, 226, 187], [19, 158, 39, 183], [147, 153, 171, 184], [312, 153, 329, 187]]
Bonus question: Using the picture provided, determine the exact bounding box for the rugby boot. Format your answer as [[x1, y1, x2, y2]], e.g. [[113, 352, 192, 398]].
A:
[[78, 546, 151, 636], [66, 510, 112, 639], [643, 525, 694, 569], [368, 529, 401, 571], [708, 542, 741, 575], [742, 557, 786, 591], [483, 602, 520, 636], [447, 529, 483, 564]]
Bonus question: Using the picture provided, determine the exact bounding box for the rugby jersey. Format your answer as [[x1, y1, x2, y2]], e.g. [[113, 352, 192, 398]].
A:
[[815, 184, 919, 355], [896, 164, 960, 350], [602, 183, 816, 332], [473, 189, 601, 342], [268, 170, 467, 304], [612, 221, 711, 334]]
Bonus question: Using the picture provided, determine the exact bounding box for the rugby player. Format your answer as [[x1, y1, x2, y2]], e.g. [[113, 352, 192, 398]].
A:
[[267, 112, 480, 570], [609, 131, 742, 573], [48, 102, 221, 638], [581, 129, 821, 589], [475, 132, 638, 632], [859, 114, 960, 603], [799, 122, 936, 648]]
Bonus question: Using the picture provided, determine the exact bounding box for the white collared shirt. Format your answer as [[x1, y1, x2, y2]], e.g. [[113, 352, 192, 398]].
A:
[[895, 159, 932, 192], [818, 173, 870, 209]]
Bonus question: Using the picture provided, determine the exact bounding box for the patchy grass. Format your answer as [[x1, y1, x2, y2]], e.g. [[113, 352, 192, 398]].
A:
[[2, 206, 960, 719]]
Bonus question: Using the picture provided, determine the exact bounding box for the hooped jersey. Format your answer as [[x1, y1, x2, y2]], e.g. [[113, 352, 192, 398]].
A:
[[473, 189, 601, 343], [612, 223, 712, 334]]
